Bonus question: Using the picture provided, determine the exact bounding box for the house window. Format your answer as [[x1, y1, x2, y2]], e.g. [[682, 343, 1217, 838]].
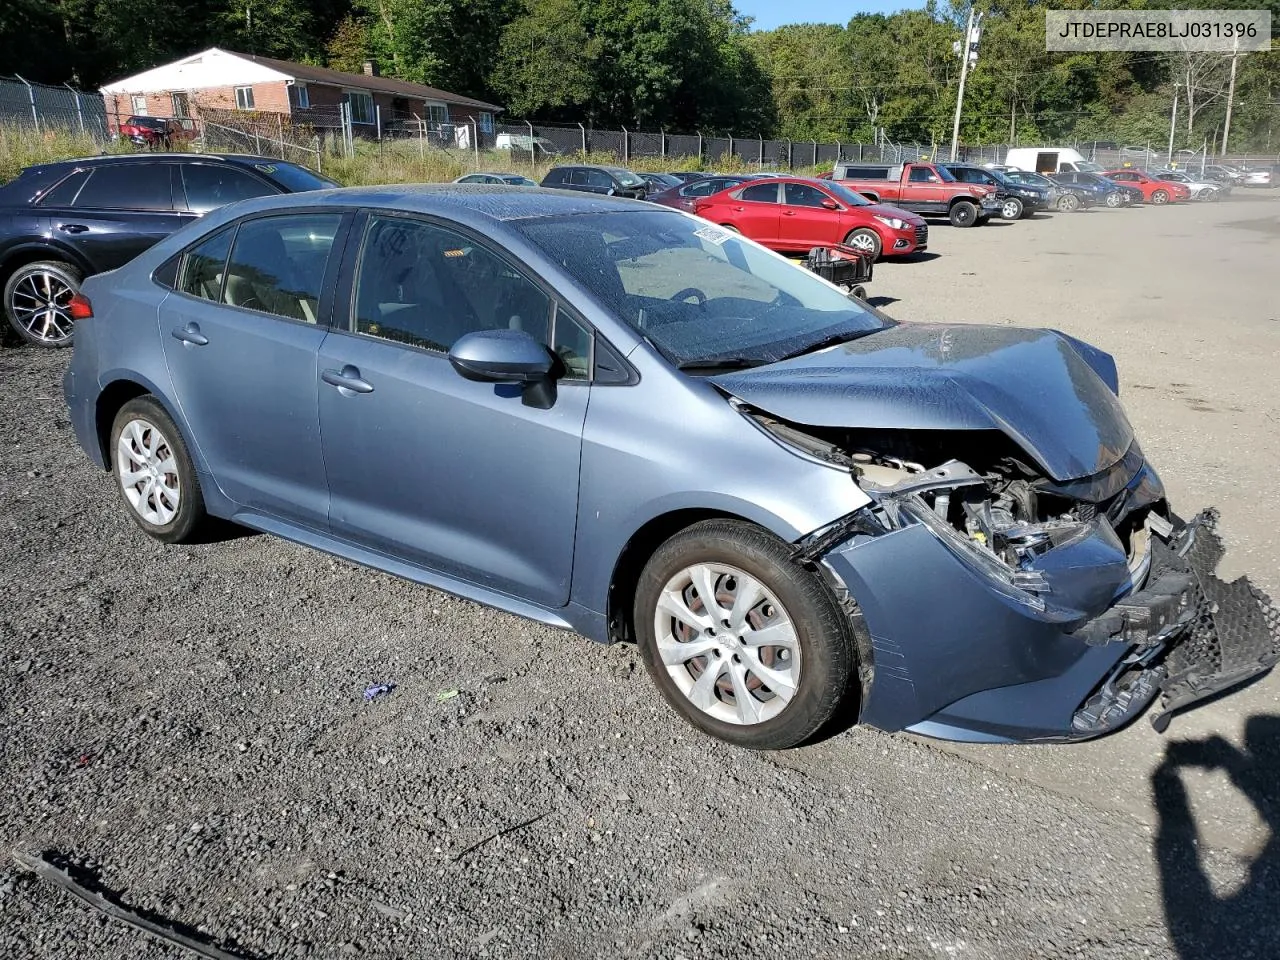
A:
[[478, 111, 493, 134], [171, 92, 190, 117], [290, 83, 309, 109], [130, 95, 147, 115], [345, 91, 375, 124], [235, 86, 255, 110], [425, 102, 449, 129]]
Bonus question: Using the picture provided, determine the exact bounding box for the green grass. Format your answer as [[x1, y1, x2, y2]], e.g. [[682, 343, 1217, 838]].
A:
[[0, 122, 828, 189]]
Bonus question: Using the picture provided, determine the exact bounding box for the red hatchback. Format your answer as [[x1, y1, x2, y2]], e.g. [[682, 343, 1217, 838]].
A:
[[1102, 169, 1192, 205], [693, 177, 927, 259]]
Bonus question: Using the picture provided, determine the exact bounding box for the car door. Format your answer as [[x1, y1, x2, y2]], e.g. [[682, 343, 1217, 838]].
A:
[[904, 165, 950, 215], [729, 182, 782, 243], [316, 212, 591, 607], [35, 162, 188, 273], [779, 181, 839, 248], [158, 211, 348, 529]]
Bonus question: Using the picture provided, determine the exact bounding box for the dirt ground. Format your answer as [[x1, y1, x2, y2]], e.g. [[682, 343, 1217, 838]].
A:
[[1, 189, 1277, 960]]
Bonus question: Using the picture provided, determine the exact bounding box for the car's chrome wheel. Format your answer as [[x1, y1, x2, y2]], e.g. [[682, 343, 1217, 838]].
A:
[[116, 417, 182, 526], [654, 562, 800, 726], [1105, 191, 1122, 208], [5, 264, 79, 347], [1151, 189, 1169, 205]]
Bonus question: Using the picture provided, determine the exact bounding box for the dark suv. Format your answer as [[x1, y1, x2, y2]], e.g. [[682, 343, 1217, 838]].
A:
[[939, 163, 1050, 220], [0, 153, 336, 346], [541, 165, 647, 199]]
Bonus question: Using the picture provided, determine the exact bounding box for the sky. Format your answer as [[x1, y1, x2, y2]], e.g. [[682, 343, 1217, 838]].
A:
[[735, 0, 925, 31]]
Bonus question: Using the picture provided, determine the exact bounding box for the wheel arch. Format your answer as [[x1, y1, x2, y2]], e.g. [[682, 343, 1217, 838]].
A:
[[94, 377, 198, 475], [606, 507, 765, 644], [0, 242, 94, 286]]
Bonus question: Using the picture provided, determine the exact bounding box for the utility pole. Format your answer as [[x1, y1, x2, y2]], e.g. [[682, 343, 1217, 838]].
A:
[[1167, 83, 1178, 164], [1222, 43, 1240, 157], [949, 8, 982, 162]]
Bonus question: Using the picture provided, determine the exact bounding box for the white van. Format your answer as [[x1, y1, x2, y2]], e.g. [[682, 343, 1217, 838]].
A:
[[1004, 147, 1105, 174]]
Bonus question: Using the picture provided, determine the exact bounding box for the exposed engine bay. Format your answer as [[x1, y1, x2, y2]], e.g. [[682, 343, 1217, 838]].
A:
[[747, 409, 1280, 736]]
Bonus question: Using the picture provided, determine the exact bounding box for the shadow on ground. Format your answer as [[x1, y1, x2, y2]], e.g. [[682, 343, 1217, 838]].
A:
[[1154, 715, 1280, 959]]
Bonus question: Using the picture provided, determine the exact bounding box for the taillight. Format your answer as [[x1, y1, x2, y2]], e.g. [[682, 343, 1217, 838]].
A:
[[68, 293, 93, 320]]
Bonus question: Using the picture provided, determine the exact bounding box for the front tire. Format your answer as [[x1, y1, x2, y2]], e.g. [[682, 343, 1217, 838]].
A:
[[1000, 197, 1024, 220], [110, 397, 207, 544], [1057, 193, 1080, 212], [949, 201, 978, 227], [4, 260, 83, 347], [1105, 191, 1122, 208], [634, 520, 856, 750], [1151, 189, 1169, 205], [844, 227, 882, 260]]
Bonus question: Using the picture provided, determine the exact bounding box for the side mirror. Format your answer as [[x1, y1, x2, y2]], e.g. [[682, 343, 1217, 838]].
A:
[[449, 329, 557, 408], [821, 198, 839, 210]]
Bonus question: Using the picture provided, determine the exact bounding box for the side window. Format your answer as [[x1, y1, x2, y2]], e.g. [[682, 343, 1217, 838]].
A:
[[223, 214, 342, 322], [740, 183, 779, 203], [551, 308, 592, 380], [784, 183, 830, 207], [544, 169, 567, 185], [36, 169, 89, 207], [178, 227, 233, 301], [353, 216, 552, 353], [908, 167, 935, 183], [73, 164, 174, 211], [682, 179, 717, 197], [182, 164, 276, 214], [570, 169, 591, 186]]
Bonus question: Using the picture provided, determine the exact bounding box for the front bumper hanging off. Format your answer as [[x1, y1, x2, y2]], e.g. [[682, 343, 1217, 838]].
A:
[[1143, 510, 1280, 731]]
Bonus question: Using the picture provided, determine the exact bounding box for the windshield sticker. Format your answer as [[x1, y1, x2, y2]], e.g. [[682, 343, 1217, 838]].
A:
[[694, 225, 732, 246], [254, 163, 279, 174]]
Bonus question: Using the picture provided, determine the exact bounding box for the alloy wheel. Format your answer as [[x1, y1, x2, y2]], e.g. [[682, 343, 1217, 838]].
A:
[[1106, 192, 1122, 208], [115, 418, 182, 526], [653, 563, 800, 726], [1151, 190, 1169, 205], [8, 269, 76, 345]]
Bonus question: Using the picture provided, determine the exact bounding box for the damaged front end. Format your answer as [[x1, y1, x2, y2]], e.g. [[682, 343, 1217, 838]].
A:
[[765, 415, 1280, 742]]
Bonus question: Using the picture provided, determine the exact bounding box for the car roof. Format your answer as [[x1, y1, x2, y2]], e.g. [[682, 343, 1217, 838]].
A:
[[209, 183, 647, 223], [33, 153, 299, 169]]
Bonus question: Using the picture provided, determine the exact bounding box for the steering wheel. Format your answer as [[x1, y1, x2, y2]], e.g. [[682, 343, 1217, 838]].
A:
[[670, 287, 707, 307]]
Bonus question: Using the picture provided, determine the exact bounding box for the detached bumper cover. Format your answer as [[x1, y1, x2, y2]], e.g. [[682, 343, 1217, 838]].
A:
[[817, 507, 1277, 743]]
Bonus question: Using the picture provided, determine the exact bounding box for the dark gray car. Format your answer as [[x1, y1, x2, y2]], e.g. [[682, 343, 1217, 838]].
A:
[[541, 165, 647, 199]]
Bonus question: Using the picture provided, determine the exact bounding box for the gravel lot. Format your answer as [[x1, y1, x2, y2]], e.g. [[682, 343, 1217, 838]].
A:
[[2, 190, 1278, 960]]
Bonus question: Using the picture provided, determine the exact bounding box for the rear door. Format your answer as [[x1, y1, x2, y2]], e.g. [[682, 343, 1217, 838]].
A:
[[159, 211, 348, 528], [779, 181, 839, 248], [35, 162, 187, 273], [730, 182, 782, 243]]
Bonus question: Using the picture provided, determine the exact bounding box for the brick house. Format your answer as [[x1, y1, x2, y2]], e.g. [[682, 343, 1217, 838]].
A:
[[100, 47, 502, 141]]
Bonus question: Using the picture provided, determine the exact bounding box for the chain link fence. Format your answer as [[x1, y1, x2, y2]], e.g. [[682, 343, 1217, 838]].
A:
[[3, 77, 1276, 175], [0, 76, 109, 137]]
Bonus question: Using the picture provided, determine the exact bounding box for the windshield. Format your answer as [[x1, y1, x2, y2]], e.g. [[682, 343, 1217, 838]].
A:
[[1009, 171, 1051, 187], [1075, 161, 1105, 172], [249, 161, 338, 193], [609, 168, 645, 187], [516, 209, 887, 368], [822, 181, 873, 207], [930, 165, 957, 182]]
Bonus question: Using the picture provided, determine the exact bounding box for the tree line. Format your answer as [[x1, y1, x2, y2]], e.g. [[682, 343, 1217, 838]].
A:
[[2, 0, 1277, 152]]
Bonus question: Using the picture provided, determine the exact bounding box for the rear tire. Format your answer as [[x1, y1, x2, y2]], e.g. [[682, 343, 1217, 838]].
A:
[[634, 519, 856, 750], [110, 397, 207, 544], [844, 228, 882, 260], [4, 260, 83, 348], [949, 201, 978, 227]]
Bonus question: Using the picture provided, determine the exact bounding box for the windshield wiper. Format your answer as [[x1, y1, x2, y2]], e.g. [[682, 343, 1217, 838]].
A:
[[776, 329, 875, 362], [677, 356, 762, 372]]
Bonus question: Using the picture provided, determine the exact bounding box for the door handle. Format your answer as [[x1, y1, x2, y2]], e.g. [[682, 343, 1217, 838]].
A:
[[58, 223, 89, 234], [171, 323, 208, 346], [781, 210, 796, 216], [322, 366, 374, 394], [732, 206, 745, 212]]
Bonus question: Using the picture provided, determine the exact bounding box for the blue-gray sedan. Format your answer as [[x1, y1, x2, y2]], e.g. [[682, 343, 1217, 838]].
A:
[[63, 186, 1277, 748]]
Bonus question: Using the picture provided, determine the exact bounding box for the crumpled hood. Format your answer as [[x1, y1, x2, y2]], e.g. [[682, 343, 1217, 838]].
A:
[[711, 323, 1135, 482]]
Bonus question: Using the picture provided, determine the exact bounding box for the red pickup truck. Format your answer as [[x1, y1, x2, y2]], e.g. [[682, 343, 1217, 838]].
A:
[[831, 161, 1002, 227]]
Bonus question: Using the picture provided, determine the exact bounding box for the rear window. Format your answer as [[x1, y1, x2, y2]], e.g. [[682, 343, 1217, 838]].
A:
[[543, 168, 570, 185], [73, 164, 174, 211], [36, 169, 89, 207], [839, 166, 891, 180], [240, 161, 336, 194]]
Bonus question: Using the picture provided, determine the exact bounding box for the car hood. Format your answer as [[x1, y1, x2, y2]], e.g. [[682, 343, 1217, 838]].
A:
[[863, 202, 924, 225], [710, 323, 1134, 482]]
